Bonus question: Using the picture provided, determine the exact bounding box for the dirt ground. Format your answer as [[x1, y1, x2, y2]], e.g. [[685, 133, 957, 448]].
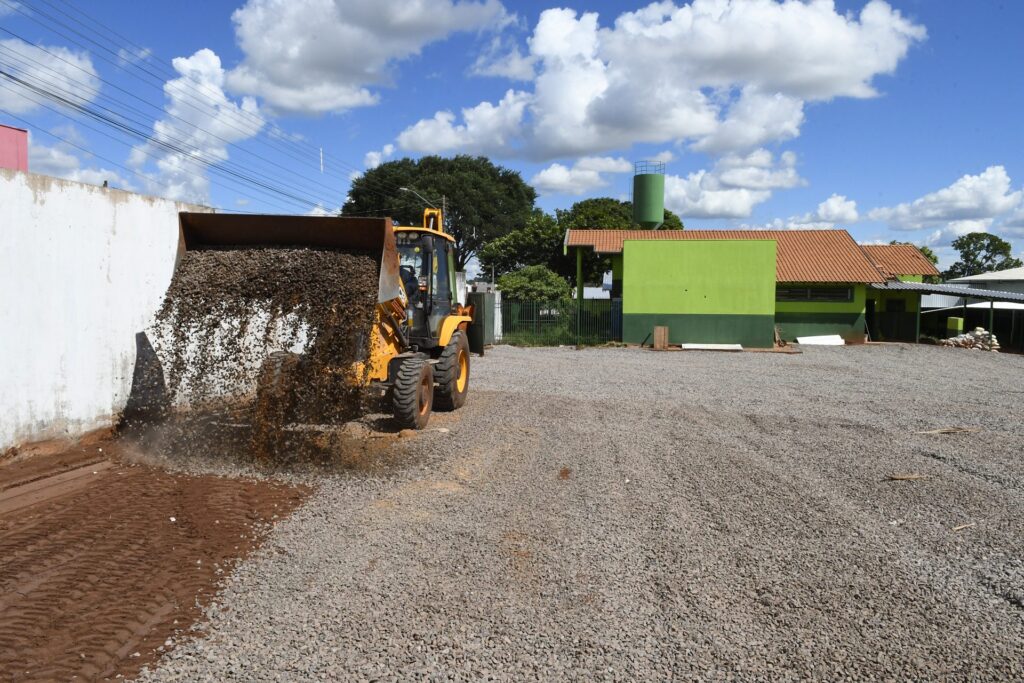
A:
[[0, 439, 309, 682]]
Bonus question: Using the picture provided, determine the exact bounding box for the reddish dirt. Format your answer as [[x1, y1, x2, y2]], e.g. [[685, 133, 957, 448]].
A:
[[0, 439, 310, 682]]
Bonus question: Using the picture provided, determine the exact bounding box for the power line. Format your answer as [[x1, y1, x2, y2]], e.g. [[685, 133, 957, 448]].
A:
[[0, 105, 274, 214], [0, 46, 357, 210], [2, 0, 445, 215], [0, 68, 333, 210], [0, 80, 313, 213], [0, 24, 355, 204], [23, 0, 425, 203]]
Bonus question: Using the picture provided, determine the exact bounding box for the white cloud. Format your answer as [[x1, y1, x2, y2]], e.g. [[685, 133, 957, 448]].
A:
[[396, 89, 529, 155], [394, 1, 925, 159], [922, 221, 992, 248], [691, 88, 804, 154], [664, 147, 804, 219], [363, 143, 394, 169], [771, 193, 860, 230], [225, 0, 511, 115], [0, 2, 20, 17], [471, 36, 536, 81], [666, 170, 770, 219], [1002, 208, 1024, 234], [530, 155, 631, 195], [816, 193, 860, 223], [130, 49, 264, 203], [28, 128, 132, 190], [650, 150, 675, 164], [714, 149, 803, 191], [116, 46, 152, 66], [0, 39, 100, 114], [867, 166, 1023, 230]]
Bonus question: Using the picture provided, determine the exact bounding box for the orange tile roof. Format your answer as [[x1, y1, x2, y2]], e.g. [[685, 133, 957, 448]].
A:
[[565, 229, 886, 283], [861, 244, 940, 278]]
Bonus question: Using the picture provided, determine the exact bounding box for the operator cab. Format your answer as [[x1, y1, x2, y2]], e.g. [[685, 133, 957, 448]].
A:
[[394, 208, 457, 350]]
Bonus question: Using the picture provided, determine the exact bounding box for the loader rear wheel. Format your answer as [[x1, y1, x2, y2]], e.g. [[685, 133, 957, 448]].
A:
[[434, 330, 469, 411], [393, 357, 433, 430]]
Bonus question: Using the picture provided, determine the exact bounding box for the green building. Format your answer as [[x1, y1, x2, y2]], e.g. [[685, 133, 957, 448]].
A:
[[565, 230, 939, 348]]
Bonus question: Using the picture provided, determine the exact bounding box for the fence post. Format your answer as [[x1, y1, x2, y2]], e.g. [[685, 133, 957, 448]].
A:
[[575, 299, 580, 347]]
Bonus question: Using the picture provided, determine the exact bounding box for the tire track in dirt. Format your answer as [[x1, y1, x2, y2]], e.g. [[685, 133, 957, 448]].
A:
[[0, 445, 309, 682]]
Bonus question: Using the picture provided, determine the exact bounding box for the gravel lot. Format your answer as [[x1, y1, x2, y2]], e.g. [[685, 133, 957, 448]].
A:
[[141, 344, 1024, 681]]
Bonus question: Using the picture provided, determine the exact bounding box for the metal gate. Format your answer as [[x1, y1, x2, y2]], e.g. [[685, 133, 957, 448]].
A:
[[499, 299, 620, 346]]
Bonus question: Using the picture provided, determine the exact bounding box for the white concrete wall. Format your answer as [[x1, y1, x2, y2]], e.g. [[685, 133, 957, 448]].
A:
[[0, 169, 210, 449]]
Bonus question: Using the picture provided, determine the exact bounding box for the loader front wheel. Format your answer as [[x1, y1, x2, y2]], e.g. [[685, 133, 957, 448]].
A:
[[393, 357, 433, 430], [434, 330, 469, 411]]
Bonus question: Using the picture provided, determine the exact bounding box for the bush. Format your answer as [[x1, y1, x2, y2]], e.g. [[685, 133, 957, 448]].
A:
[[497, 265, 570, 302]]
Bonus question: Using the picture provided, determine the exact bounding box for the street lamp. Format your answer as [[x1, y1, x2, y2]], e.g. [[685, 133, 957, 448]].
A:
[[399, 186, 438, 208]]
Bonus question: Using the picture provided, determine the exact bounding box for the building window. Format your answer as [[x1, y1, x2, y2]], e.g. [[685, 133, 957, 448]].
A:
[[777, 286, 853, 302]]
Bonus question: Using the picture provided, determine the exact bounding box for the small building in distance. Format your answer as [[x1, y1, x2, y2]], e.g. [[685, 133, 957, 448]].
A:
[[0, 124, 29, 173], [565, 230, 941, 347]]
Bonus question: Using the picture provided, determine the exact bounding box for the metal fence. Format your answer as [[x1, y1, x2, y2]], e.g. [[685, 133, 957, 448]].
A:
[[500, 299, 620, 346]]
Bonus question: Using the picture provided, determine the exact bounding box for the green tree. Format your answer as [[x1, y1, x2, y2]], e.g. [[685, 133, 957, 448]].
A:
[[554, 197, 684, 230], [496, 265, 571, 301], [943, 233, 1023, 279], [476, 208, 605, 285], [478, 209, 567, 279], [343, 155, 536, 270], [889, 240, 941, 283]]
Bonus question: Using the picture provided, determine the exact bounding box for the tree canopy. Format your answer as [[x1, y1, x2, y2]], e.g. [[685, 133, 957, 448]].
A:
[[478, 209, 569, 281], [480, 197, 684, 287], [496, 265, 571, 302], [555, 197, 684, 230], [943, 233, 1023, 280], [342, 155, 536, 270]]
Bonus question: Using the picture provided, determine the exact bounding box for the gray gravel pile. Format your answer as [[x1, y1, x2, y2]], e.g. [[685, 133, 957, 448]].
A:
[[140, 344, 1024, 681]]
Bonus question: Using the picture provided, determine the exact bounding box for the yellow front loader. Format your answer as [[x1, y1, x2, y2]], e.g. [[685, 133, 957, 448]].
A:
[[177, 208, 473, 431]]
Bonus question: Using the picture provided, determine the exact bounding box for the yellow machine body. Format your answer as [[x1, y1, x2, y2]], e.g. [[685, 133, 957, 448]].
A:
[[177, 210, 472, 389]]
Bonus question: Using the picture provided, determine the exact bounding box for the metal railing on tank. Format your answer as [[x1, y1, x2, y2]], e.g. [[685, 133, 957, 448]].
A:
[[634, 160, 665, 175]]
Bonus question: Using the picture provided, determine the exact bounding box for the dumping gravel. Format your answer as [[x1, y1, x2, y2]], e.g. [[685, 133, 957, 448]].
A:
[[140, 344, 1024, 681], [138, 248, 379, 466]]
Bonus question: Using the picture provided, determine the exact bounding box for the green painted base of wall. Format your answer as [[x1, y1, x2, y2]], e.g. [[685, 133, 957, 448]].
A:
[[775, 312, 865, 342], [624, 314, 775, 348]]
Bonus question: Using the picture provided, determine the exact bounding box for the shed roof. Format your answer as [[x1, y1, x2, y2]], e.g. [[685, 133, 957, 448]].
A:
[[860, 244, 940, 278], [871, 280, 1024, 303], [565, 229, 885, 283], [949, 266, 1024, 283]]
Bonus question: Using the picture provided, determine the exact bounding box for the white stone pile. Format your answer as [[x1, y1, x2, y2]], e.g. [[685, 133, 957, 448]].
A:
[[940, 327, 1001, 351]]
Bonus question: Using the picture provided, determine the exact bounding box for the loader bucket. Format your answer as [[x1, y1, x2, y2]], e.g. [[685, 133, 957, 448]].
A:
[[177, 212, 403, 303]]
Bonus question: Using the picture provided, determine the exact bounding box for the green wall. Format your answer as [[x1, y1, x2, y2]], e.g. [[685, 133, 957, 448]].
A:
[[774, 283, 867, 342], [865, 286, 921, 342], [622, 240, 776, 347]]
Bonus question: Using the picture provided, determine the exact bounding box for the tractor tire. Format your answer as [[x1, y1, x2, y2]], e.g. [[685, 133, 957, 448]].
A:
[[393, 356, 433, 430], [433, 330, 469, 411]]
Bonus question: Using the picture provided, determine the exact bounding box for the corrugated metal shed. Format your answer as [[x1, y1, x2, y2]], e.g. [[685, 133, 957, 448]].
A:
[[870, 280, 1024, 302], [860, 244, 940, 278], [565, 229, 885, 283]]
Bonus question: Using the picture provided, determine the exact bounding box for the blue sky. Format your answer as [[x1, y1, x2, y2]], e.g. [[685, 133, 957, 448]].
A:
[[2, 0, 1023, 269]]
